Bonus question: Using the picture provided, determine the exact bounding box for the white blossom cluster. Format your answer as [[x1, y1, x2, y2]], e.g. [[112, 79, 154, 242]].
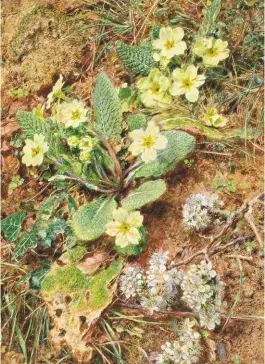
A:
[[119, 252, 183, 314], [156, 319, 201, 364], [183, 193, 224, 230], [118, 265, 145, 299], [181, 260, 226, 330]]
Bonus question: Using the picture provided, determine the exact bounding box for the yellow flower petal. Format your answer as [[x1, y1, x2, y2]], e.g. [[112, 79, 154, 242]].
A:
[[127, 211, 143, 228], [113, 208, 129, 223]]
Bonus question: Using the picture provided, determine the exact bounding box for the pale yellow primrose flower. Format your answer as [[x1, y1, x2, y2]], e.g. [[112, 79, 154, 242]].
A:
[[79, 136, 94, 151], [67, 135, 79, 147], [22, 134, 49, 167], [46, 75, 65, 109], [79, 150, 91, 161], [152, 26, 187, 59], [128, 120, 168, 163], [138, 68, 171, 108], [193, 37, 230, 66], [152, 52, 171, 69], [56, 99, 89, 128], [204, 108, 227, 128], [105, 208, 143, 248], [169, 65, 206, 103]]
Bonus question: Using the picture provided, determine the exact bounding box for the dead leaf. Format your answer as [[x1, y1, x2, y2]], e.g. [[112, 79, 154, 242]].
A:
[[2, 121, 20, 139], [41, 259, 124, 362], [2, 154, 20, 176], [77, 252, 108, 275]]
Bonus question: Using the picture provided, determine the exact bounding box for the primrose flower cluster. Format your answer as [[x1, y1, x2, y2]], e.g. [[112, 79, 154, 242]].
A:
[[22, 75, 92, 167], [183, 193, 225, 231], [156, 319, 201, 364], [137, 26, 229, 106], [119, 251, 184, 314], [181, 260, 226, 330]]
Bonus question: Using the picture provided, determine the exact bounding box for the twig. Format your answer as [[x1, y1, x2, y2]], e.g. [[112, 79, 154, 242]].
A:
[[124, 161, 142, 177], [226, 255, 253, 262]]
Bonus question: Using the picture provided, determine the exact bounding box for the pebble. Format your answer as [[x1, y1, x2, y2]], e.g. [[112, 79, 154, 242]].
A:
[[217, 343, 227, 360]]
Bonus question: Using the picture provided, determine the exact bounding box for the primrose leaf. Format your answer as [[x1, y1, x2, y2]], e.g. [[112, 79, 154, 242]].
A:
[[121, 179, 166, 211], [134, 131, 195, 179], [71, 197, 117, 241], [200, 0, 222, 36], [1, 211, 26, 241], [16, 111, 66, 158], [116, 41, 155, 76], [127, 113, 148, 131], [163, 118, 260, 140], [93, 73, 123, 139]]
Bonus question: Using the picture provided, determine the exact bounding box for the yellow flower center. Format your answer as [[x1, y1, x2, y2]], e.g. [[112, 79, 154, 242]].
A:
[[151, 82, 161, 95], [71, 109, 82, 120], [118, 222, 131, 234], [182, 77, 194, 90], [142, 135, 155, 148], [207, 47, 218, 57], [164, 40, 175, 50], [31, 146, 41, 157]]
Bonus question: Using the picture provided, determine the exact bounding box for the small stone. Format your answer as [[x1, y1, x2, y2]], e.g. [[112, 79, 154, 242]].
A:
[[217, 343, 227, 360]]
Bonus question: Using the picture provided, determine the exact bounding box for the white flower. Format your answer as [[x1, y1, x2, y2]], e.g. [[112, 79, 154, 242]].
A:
[[183, 193, 224, 230], [156, 318, 201, 363], [181, 260, 226, 330], [46, 75, 65, 109], [128, 121, 168, 163], [22, 134, 49, 167], [119, 266, 145, 299], [152, 27, 187, 59], [169, 65, 206, 103], [56, 99, 89, 128], [105, 208, 143, 248]]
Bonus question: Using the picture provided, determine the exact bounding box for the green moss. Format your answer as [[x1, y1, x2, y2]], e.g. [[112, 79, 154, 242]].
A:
[[61, 245, 87, 263], [41, 264, 90, 294], [87, 259, 124, 309]]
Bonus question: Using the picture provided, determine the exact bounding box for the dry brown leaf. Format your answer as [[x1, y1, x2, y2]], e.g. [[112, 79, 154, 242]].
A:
[[76, 252, 108, 275], [2, 154, 20, 176]]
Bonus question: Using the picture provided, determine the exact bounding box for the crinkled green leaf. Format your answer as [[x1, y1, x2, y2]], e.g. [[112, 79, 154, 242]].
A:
[[71, 197, 117, 241], [116, 41, 155, 76], [200, 0, 222, 36], [121, 179, 166, 211], [16, 111, 66, 158], [93, 73, 122, 139], [134, 131, 195, 179], [1, 211, 26, 241], [127, 113, 148, 131]]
